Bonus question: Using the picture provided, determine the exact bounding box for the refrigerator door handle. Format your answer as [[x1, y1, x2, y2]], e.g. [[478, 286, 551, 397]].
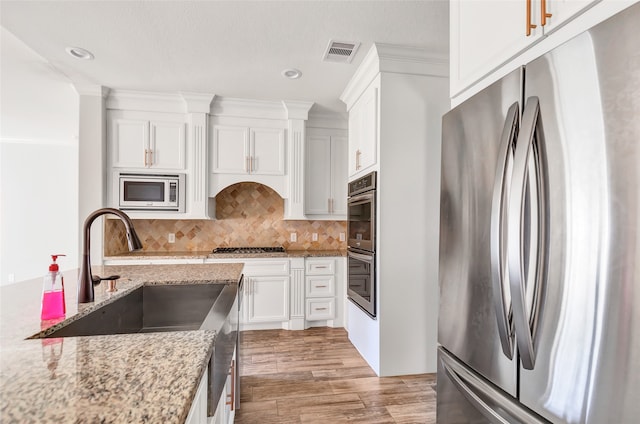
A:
[[439, 348, 546, 423], [441, 358, 512, 424], [508, 96, 549, 370], [490, 102, 519, 360]]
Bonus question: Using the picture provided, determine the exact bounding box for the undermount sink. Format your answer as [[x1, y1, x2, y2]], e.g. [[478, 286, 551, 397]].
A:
[[33, 284, 226, 339]]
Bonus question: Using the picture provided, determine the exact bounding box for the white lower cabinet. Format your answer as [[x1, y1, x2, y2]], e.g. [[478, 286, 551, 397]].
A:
[[245, 276, 289, 323], [212, 349, 237, 424], [304, 258, 339, 325], [185, 371, 208, 424], [306, 298, 336, 321], [241, 260, 290, 327]]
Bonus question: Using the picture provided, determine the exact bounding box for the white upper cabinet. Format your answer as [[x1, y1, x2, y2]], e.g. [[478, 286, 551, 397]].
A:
[[541, 0, 601, 32], [212, 126, 249, 173], [451, 0, 603, 97], [250, 128, 286, 175], [109, 113, 186, 170], [212, 125, 285, 175], [450, 0, 543, 96], [305, 132, 347, 218], [348, 83, 378, 178]]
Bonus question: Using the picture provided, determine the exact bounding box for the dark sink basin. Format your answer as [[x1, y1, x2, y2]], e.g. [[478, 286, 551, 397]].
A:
[[35, 284, 225, 338]]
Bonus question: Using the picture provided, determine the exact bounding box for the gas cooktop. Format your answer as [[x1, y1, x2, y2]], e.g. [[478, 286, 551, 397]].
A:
[[211, 246, 286, 254]]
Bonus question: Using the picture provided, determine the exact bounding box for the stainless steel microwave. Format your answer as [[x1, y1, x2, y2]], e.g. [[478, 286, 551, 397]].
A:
[[117, 172, 185, 212]]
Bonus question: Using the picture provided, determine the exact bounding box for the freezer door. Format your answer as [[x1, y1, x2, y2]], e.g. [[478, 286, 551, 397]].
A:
[[437, 348, 548, 424], [519, 3, 640, 423], [439, 67, 522, 398]]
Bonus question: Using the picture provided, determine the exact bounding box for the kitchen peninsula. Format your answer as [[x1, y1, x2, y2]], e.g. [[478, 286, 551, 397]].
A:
[[0, 263, 243, 423]]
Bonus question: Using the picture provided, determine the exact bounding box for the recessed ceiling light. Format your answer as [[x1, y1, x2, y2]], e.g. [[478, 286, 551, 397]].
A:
[[281, 68, 302, 79], [65, 46, 94, 60]]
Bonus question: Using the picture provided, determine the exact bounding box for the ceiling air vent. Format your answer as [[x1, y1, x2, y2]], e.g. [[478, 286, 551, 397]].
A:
[[322, 40, 360, 64]]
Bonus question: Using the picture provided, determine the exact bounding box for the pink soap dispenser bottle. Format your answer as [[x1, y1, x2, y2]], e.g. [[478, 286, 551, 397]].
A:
[[41, 254, 66, 320]]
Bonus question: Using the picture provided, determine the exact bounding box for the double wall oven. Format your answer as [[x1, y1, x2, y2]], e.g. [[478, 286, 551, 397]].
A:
[[347, 171, 376, 318]]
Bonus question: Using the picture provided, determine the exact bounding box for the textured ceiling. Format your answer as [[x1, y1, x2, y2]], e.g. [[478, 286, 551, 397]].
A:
[[0, 1, 449, 116]]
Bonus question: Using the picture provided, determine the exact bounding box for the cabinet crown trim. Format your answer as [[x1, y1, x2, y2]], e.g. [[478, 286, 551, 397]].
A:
[[340, 43, 448, 109], [107, 89, 187, 113], [212, 97, 289, 120], [181, 92, 216, 113], [282, 100, 314, 120]]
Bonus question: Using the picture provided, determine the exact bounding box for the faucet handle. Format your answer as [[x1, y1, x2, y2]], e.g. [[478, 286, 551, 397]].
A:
[[92, 275, 120, 293], [91, 275, 120, 285]]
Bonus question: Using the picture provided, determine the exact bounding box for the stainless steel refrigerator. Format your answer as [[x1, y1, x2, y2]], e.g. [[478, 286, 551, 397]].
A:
[[438, 3, 640, 423]]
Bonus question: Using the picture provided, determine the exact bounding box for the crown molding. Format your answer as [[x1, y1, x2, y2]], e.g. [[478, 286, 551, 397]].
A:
[[181, 92, 216, 114], [307, 111, 348, 130], [281, 100, 314, 120], [73, 84, 110, 98], [340, 43, 449, 110], [211, 97, 288, 120], [106, 89, 186, 113]]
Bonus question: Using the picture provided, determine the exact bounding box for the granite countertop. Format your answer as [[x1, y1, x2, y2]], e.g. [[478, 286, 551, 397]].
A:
[[0, 263, 243, 423], [104, 249, 346, 260]]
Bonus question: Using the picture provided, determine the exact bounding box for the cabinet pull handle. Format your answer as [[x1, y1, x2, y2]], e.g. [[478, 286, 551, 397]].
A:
[[226, 359, 235, 410], [526, 0, 537, 36], [144, 149, 148, 166], [250, 156, 255, 172], [316, 285, 328, 288], [356, 149, 362, 170], [148, 149, 153, 166], [315, 307, 328, 311], [245, 156, 250, 173], [541, 0, 552, 26], [315, 266, 328, 269]]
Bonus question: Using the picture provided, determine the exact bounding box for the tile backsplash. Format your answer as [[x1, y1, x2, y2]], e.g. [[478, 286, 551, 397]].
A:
[[104, 182, 347, 255]]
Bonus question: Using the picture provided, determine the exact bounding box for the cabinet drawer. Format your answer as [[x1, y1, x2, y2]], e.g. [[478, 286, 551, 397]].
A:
[[305, 275, 335, 297], [305, 259, 335, 275], [306, 298, 335, 321], [242, 260, 289, 276]]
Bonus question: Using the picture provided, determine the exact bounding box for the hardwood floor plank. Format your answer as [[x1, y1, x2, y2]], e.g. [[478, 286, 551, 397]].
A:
[[299, 406, 396, 423], [386, 401, 437, 424], [276, 393, 364, 416], [235, 328, 437, 423]]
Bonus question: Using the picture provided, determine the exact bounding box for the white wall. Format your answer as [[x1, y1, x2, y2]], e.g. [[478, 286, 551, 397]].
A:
[[0, 28, 79, 285], [378, 72, 449, 376]]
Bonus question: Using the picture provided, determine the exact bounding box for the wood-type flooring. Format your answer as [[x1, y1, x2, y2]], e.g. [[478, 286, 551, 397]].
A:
[[235, 327, 437, 423]]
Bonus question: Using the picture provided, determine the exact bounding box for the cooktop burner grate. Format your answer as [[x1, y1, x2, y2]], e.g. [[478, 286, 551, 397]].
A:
[[212, 246, 286, 254]]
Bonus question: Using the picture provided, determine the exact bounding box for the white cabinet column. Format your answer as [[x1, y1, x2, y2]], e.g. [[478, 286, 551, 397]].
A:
[[289, 257, 305, 330], [76, 85, 109, 265], [182, 93, 215, 219], [282, 100, 313, 219]]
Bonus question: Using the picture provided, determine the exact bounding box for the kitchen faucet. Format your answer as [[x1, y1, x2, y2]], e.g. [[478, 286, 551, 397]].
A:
[[78, 208, 143, 303]]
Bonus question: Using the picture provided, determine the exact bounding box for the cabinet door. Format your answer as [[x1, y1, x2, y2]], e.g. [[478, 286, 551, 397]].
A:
[[111, 119, 149, 168], [246, 276, 289, 323], [149, 121, 186, 169], [212, 126, 249, 174], [358, 86, 378, 173], [305, 135, 332, 215], [330, 136, 348, 215], [348, 106, 361, 177], [250, 128, 285, 175], [541, 0, 600, 33], [450, 0, 543, 96]]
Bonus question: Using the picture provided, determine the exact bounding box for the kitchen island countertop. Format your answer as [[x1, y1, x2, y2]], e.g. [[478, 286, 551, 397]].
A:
[[0, 263, 243, 423]]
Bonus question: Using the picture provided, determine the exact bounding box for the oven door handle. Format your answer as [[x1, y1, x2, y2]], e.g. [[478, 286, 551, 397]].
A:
[[348, 250, 373, 262]]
